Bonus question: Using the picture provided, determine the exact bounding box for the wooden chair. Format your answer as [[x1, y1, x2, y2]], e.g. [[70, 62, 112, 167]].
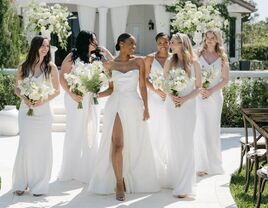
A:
[[256, 166, 268, 208]]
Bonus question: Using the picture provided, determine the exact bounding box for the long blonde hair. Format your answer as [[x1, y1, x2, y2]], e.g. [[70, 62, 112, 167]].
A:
[[170, 33, 196, 77], [199, 29, 228, 65]]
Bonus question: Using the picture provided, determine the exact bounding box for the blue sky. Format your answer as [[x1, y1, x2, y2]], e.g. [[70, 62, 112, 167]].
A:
[[253, 0, 268, 21]]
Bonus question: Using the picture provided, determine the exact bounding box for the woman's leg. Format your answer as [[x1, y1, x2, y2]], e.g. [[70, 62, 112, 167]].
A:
[[111, 113, 125, 201]]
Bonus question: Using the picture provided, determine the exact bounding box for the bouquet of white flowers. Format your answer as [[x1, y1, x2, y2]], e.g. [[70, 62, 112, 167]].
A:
[[81, 61, 110, 104], [149, 70, 165, 91], [18, 78, 55, 116], [171, 1, 228, 35], [163, 68, 192, 107], [202, 67, 216, 89], [26, 1, 71, 49], [64, 61, 88, 109]]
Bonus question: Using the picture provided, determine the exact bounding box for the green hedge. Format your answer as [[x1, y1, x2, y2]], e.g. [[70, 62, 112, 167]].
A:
[[0, 72, 20, 110], [241, 44, 268, 61], [222, 78, 268, 127]]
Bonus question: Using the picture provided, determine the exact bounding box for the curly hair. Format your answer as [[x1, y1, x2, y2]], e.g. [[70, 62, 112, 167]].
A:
[[199, 29, 228, 65]]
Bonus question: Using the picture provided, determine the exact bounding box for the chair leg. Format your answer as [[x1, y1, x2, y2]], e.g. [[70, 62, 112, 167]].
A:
[[253, 158, 259, 200], [238, 145, 245, 173], [256, 177, 263, 208], [245, 158, 251, 192]]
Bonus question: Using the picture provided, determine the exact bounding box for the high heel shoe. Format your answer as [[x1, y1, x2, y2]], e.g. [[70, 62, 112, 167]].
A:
[[15, 190, 24, 196], [116, 180, 125, 201]]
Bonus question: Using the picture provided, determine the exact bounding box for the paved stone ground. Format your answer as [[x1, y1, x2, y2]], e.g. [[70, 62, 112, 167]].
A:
[[0, 129, 244, 208]]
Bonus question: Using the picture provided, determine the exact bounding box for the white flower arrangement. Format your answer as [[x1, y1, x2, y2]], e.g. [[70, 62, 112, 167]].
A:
[[163, 68, 194, 107], [81, 61, 110, 104], [18, 78, 55, 116], [202, 67, 216, 89], [26, 1, 72, 49], [149, 70, 165, 91], [64, 60, 89, 109], [171, 1, 228, 35]]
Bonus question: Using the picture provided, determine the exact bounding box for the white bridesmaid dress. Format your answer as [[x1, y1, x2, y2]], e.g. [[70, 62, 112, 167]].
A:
[[165, 66, 196, 196], [194, 56, 224, 175], [12, 73, 53, 195], [148, 54, 169, 187], [58, 61, 98, 183], [89, 69, 160, 194]]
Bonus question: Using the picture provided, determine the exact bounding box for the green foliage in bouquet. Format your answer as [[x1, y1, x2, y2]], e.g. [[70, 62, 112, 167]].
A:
[[81, 74, 102, 104]]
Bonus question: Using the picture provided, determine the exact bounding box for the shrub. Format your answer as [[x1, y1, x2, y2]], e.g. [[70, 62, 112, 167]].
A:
[[241, 44, 268, 61], [0, 72, 20, 110], [0, 0, 28, 68], [222, 78, 268, 127]]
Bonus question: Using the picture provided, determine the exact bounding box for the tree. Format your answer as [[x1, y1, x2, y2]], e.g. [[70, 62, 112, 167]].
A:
[[0, 0, 27, 69]]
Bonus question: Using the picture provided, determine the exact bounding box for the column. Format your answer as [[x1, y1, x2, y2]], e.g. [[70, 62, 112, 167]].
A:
[[110, 6, 129, 47], [98, 7, 108, 47], [235, 14, 242, 60], [77, 6, 96, 32], [154, 5, 170, 35]]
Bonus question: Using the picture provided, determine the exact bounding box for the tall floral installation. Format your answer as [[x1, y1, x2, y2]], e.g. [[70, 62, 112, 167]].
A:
[[25, 1, 71, 49], [170, 0, 229, 46]]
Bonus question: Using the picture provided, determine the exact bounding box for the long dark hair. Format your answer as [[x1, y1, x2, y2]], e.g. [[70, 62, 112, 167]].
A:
[[115, 33, 131, 51], [71, 30, 96, 63], [21, 36, 51, 79]]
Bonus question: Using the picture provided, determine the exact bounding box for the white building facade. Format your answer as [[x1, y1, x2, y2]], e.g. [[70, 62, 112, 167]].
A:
[[16, 0, 256, 62]]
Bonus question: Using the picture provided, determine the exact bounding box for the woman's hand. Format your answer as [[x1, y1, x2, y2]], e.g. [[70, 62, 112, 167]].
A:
[[69, 92, 83, 103], [171, 95, 187, 106], [155, 89, 166, 101], [200, 88, 212, 99], [32, 100, 44, 108], [143, 108, 150, 121], [23, 98, 33, 108]]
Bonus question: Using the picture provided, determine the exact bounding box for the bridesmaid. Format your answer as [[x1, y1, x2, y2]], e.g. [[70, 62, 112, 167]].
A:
[[59, 30, 113, 183], [145, 32, 170, 187], [164, 33, 201, 198], [89, 33, 160, 201], [195, 29, 229, 176], [12, 36, 60, 196]]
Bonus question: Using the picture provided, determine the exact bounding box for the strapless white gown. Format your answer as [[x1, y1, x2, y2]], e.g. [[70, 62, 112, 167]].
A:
[[89, 69, 160, 194], [194, 56, 224, 174]]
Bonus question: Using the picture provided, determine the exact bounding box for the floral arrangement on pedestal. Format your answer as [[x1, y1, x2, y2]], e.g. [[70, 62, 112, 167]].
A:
[[25, 1, 71, 49], [170, 0, 228, 46]]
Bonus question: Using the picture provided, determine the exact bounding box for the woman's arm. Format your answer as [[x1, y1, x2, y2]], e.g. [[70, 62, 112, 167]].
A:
[[98, 61, 113, 98], [98, 81, 114, 98], [201, 59, 229, 98], [99, 46, 114, 61], [145, 55, 154, 90], [138, 57, 149, 120], [14, 67, 32, 107], [59, 54, 82, 103], [145, 54, 166, 100]]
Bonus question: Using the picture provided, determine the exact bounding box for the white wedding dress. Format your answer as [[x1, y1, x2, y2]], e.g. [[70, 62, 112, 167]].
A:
[[12, 73, 53, 194], [147, 55, 168, 187], [194, 56, 224, 174], [58, 61, 98, 183], [165, 66, 196, 196], [89, 69, 160, 194]]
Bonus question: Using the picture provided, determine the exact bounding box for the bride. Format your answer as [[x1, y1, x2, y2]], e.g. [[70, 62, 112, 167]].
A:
[[89, 33, 160, 201]]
